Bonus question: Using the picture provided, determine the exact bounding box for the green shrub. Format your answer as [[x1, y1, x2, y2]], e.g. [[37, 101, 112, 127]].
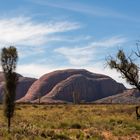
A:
[[71, 123, 82, 129]]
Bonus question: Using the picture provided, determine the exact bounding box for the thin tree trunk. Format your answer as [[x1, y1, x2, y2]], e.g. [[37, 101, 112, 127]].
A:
[[39, 97, 40, 104], [38, 92, 41, 104], [8, 117, 11, 133], [136, 106, 140, 120]]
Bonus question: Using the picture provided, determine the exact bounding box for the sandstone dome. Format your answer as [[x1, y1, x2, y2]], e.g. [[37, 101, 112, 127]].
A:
[[0, 72, 37, 102], [19, 69, 126, 103]]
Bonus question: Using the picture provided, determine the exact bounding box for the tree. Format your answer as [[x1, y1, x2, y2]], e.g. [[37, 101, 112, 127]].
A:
[[1, 46, 18, 133], [136, 106, 140, 120], [73, 91, 80, 104], [107, 48, 140, 119], [107, 49, 140, 91], [38, 88, 42, 104]]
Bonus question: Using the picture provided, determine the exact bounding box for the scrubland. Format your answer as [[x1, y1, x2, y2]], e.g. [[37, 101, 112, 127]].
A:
[[0, 104, 140, 140]]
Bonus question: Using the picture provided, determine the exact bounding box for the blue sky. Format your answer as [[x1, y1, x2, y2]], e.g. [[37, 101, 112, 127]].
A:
[[0, 0, 140, 88]]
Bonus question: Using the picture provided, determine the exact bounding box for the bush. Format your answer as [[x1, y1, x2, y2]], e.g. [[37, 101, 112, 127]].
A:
[[70, 123, 82, 129]]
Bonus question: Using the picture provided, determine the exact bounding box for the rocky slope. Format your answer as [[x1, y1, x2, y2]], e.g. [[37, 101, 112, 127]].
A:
[[19, 69, 126, 103], [16, 77, 37, 100], [94, 89, 140, 104], [0, 72, 37, 102]]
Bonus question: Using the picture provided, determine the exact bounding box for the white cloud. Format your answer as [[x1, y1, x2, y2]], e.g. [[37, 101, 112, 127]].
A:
[[17, 64, 73, 78], [30, 0, 140, 23], [17, 46, 45, 58], [0, 16, 80, 47], [55, 36, 126, 66], [44, 35, 92, 43], [55, 46, 94, 65], [91, 36, 127, 48], [17, 64, 54, 78], [29, 0, 126, 19]]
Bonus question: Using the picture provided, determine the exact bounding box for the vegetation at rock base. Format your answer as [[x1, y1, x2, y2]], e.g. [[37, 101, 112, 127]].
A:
[[0, 104, 139, 140]]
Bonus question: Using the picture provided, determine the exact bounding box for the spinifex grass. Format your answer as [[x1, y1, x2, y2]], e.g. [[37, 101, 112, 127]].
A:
[[0, 104, 139, 140]]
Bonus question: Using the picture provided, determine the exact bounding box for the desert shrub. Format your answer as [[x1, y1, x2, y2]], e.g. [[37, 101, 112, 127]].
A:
[[59, 122, 69, 128], [76, 132, 84, 140], [40, 132, 46, 138], [70, 123, 82, 129], [135, 124, 140, 130], [46, 130, 55, 137], [109, 119, 116, 126], [15, 107, 22, 110], [53, 133, 71, 140], [32, 105, 38, 108]]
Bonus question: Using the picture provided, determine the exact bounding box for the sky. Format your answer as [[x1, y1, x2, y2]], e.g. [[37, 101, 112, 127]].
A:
[[0, 0, 140, 88]]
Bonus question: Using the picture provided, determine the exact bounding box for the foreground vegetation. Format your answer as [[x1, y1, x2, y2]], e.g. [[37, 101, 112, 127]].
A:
[[0, 104, 139, 140]]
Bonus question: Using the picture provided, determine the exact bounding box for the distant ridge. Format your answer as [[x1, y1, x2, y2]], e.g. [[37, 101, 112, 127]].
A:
[[95, 89, 140, 104], [0, 72, 37, 102]]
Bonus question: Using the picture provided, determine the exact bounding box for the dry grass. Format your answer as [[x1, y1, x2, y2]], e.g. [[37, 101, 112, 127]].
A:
[[0, 104, 139, 140]]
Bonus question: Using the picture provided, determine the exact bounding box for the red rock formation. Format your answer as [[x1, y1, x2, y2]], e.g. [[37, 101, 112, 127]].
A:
[[95, 89, 140, 104], [19, 69, 126, 103], [0, 72, 36, 102], [16, 77, 37, 100], [40, 74, 125, 102]]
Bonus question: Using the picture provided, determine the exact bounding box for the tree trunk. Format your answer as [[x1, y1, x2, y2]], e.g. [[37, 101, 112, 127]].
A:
[[8, 117, 11, 133], [39, 97, 40, 104], [136, 106, 140, 120]]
